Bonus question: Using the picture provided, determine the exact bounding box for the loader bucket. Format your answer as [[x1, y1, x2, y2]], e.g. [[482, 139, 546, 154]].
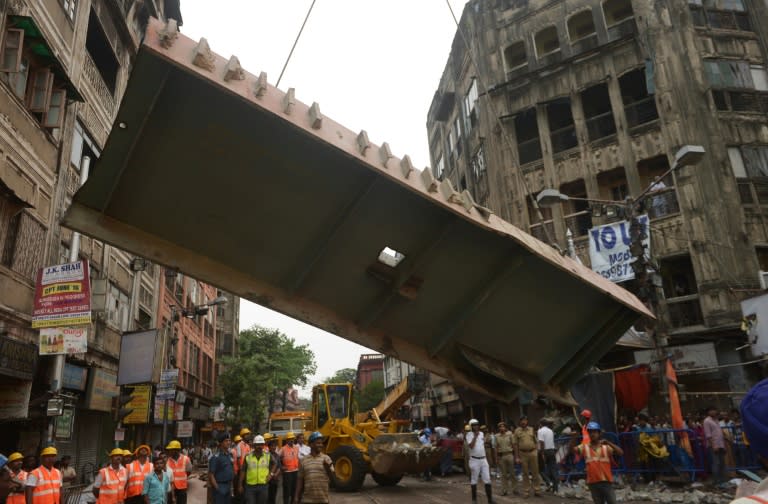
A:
[[368, 433, 446, 476]]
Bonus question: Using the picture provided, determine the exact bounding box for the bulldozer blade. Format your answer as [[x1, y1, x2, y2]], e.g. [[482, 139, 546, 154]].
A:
[[368, 433, 446, 476]]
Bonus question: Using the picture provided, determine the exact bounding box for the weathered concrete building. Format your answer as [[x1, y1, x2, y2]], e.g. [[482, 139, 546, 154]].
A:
[[427, 0, 768, 409], [0, 0, 247, 465], [0, 0, 182, 463]]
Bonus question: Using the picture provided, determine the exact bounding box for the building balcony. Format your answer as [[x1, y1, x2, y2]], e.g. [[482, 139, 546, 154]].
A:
[[607, 17, 637, 42], [536, 49, 563, 68], [666, 295, 704, 330], [713, 89, 768, 114], [82, 53, 115, 117]]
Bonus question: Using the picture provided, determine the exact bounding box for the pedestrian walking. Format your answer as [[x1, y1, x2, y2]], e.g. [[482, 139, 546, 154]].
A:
[[6, 453, 26, 504], [165, 441, 192, 504], [238, 436, 276, 504], [537, 419, 558, 493], [125, 446, 153, 504], [292, 432, 333, 504], [142, 455, 173, 504], [278, 433, 299, 504], [465, 419, 495, 504], [263, 435, 280, 504], [496, 422, 517, 496], [704, 406, 726, 487], [94, 449, 127, 504], [571, 422, 623, 504], [209, 434, 235, 504], [24, 447, 62, 504], [514, 416, 541, 497]]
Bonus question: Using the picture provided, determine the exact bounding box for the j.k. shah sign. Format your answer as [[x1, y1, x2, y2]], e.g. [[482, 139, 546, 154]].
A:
[[588, 216, 650, 283], [32, 261, 91, 328]]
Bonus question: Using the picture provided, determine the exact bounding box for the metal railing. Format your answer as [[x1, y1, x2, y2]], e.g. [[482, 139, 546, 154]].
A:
[[666, 296, 704, 328], [82, 53, 115, 116], [62, 483, 89, 504], [564, 211, 592, 238], [586, 111, 617, 141], [624, 97, 659, 128], [646, 187, 680, 219]]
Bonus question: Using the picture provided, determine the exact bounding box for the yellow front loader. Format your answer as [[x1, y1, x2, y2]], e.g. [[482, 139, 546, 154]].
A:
[[310, 383, 444, 492]]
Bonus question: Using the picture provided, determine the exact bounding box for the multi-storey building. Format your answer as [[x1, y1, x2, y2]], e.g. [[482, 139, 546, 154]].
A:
[[355, 353, 384, 391], [0, 0, 186, 465], [427, 0, 767, 411]]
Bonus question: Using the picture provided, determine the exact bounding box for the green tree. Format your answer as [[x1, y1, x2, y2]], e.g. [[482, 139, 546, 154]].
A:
[[324, 368, 356, 384], [356, 379, 385, 411], [218, 325, 316, 427]]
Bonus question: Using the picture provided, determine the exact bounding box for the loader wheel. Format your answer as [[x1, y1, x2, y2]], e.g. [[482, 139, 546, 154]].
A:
[[331, 445, 367, 492], [371, 472, 403, 486]]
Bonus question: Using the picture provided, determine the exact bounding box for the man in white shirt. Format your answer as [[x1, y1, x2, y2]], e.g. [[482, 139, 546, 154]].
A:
[[466, 419, 495, 503], [537, 419, 558, 493]]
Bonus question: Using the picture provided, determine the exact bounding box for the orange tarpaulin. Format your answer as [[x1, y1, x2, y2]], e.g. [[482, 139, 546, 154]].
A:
[[666, 358, 692, 456]]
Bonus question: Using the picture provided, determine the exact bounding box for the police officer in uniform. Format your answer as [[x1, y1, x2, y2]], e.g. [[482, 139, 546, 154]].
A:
[[514, 416, 541, 497], [496, 422, 517, 496]]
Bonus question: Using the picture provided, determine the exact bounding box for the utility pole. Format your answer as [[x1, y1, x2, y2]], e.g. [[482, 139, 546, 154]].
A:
[[48, 156, 90, 444]]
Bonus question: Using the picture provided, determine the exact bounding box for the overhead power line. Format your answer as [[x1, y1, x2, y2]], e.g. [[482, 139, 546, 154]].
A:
[[276, 0, 318, 88]]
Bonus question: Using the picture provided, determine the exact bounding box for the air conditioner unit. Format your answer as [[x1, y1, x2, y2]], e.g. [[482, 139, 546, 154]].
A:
[[759, 271, 768, 290]]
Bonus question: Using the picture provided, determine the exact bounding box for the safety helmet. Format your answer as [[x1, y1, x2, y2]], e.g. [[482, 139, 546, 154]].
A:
[[469, 419, 479, 425], [308, 431, 323, 443], [233, 435, 242, 442], [40, 446, 57, 457], [285, 432, 296, 440], [123, 450, 132, 457], [109, 448, 124, 457], [263, 433, 274, 441], [135, 444, 151, 456], [166, 440, 182, 450], [8, 452, 23, 463], [252, 435, 266, 445], [581, 409, 592, 419], [239, 428, 251, 436], [464, 424, 470, 431], [586, 421, 601, 431]]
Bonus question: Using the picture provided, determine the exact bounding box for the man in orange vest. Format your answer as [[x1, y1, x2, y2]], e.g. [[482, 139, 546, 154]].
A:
[[165, 441, 191, 504], [278, 432, 299, 504], [24, 447, 61, 504], [6, 453, 27, 504], [124, 445, 153, 504], [94, 449, 127, 504], [571, 422, 623, 504]]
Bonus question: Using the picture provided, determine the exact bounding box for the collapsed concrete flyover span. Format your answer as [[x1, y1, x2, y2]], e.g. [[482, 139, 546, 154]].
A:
[[62, 18, 653, 405]]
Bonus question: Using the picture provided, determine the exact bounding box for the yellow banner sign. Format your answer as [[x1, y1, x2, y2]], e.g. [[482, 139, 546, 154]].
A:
[[123, 385, 152, 424]]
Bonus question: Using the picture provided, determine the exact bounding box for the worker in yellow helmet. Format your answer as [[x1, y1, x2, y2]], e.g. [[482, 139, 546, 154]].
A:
[[165, 441, 191, 504], [93, 449, 127, 504], [25, 447, 62, 504], [6, 453, 27, 504]]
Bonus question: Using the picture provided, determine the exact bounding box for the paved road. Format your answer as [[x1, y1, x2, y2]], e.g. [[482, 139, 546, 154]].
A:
[[187, 471, 565, 504]]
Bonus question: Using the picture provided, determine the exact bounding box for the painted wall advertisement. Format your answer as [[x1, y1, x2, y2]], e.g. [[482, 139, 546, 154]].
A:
[[123, 385, 152, 425], [39, 327, 88, 355], [588, 216, 650, 283], [32, 260, 91, 328]]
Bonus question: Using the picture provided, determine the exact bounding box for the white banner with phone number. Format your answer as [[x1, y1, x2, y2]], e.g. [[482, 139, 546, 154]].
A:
[[588, 216, 650, 283]]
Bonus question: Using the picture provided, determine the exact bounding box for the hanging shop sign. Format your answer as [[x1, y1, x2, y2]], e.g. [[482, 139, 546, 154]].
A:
[[32, 260, 91, 328], [156, 369, 178, 400], [0, 380, 32, 419], [86, 368, 119, 412], [153, 397, 183, 424], [62, 363, 88, 391], [55, 407, 75, 440], [123, 384, 152, 424], [39, 327, 88, 355], [0, 335, 37, 380], [588, 216, 650, 283], [177, 420, 194, 438], [117, 329, 162, 385]]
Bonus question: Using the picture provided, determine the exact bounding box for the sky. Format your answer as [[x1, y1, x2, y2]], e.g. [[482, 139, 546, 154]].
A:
[[180, 1, 467, 391]]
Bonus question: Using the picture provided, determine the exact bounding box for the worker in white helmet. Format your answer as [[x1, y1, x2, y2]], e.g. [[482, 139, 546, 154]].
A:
[[465, 419, 495, 503]]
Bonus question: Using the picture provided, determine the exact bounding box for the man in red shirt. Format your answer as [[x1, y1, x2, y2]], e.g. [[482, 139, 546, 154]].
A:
[[571, 422, 623, 504]]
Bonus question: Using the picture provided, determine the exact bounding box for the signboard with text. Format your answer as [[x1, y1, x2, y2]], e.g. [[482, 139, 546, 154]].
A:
[[0, 380, 32, 419], [39, 327, 88, 355], [153, 397, 183, 423], [588, 216, 650, 283], [62, 364, 88, 391], [86, 368, 119, 412], [32, 261, 91, 328], [0, 336, 37, 381], [123, 384, 152, 424], [177, 420, 194, 438]]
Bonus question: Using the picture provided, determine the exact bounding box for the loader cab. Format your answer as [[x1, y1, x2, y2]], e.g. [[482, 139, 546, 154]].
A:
[[312, 383, 352, 429]]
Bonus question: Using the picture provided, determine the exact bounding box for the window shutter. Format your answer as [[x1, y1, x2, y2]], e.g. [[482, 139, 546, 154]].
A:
[[43, 89, 66, 128], [27, 69, 53, 112], [0, 28, 24, 73]]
